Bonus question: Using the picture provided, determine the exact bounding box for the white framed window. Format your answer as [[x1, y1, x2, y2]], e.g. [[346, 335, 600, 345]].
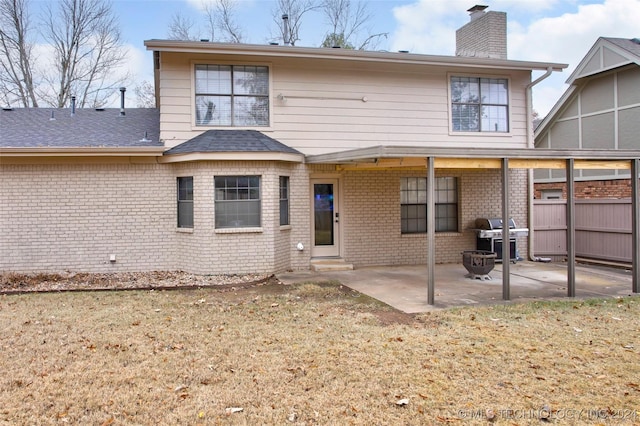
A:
[[451, 76, 509, 132], [401, 177, 458, 233], [279, 176, 290, 226], [177, 176, 194, 228], [195, 64, 269, 126], [214, 176, 261, 228]]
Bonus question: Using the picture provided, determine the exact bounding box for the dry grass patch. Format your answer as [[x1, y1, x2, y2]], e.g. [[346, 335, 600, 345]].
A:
[[0, 280, 639, 425]]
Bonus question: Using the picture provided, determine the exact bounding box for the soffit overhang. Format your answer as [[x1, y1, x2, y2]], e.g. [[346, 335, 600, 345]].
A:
[[144, 40, 567, 72], [0, 147, 166, 157], [305, 146, 640, 170], [159, 151, 304, 163]]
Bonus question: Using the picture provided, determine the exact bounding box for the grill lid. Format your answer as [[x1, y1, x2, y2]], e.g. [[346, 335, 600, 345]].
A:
[[475, 217, 516, 230]]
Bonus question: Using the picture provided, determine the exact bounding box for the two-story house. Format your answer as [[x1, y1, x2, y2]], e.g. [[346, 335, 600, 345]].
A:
[[2, 7, 638, 301]]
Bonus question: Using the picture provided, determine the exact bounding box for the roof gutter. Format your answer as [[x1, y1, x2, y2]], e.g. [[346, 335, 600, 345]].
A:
[[144, 40, 567, 72], [525, 66, 557, 262], [0, 147, 166, 157]]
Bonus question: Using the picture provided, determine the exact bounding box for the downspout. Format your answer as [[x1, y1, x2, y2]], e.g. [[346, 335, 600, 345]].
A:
[[525, 67, 554, 261]]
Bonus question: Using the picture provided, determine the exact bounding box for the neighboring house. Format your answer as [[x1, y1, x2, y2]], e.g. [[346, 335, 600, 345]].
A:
[[534, 37, 640, 199], [1, 7, 636, 288]]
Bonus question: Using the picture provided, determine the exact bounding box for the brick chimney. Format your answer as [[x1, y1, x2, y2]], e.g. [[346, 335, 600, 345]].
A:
[[456, 5, 507, 59]]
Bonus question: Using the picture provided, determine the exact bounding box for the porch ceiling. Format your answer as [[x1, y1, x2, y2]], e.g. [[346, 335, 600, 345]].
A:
[[305, 146, 639, 170]]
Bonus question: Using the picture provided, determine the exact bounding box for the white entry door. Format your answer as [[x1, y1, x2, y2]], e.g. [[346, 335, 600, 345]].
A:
[[311, 179, 340, 257]]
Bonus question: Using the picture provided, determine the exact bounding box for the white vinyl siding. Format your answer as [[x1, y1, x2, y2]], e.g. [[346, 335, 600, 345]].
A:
[[158, 52, 531, 151]]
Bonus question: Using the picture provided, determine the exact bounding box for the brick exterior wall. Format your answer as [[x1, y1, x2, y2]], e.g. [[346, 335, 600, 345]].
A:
[[338, 168, 529, 267], [0, 162, 176, 273], [1, 161, 530, 274], [535, 179, 633, 199], [0, 161, 309, 275]]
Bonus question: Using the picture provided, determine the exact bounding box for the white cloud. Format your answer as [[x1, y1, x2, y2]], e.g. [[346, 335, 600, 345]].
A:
[[391, 0, 640, 117], [511, 0, 640, 116], [390, 0, 469, 55]]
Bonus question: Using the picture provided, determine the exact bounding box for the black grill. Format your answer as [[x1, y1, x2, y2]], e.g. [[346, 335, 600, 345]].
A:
[[474, 217, 528, 263]]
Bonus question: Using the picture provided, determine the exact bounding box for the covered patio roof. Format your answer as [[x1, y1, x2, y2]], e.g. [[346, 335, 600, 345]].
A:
[[306, 146, 640, 305]]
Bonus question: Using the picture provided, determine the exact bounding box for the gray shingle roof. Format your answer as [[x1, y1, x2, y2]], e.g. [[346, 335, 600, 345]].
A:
[[164, 130, 301, 155], [604, 37, 640, 59], [0, 108, 161, 148]]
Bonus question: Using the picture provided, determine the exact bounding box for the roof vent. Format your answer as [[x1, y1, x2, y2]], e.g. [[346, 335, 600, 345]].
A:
[[139, 131, 151, 143], [200, 39, 209, 42], [2, 107, 12, 111], [95, 108, 105, 111], [632, 38, 640, 44], [49, 111, 55, 121], [119, 87, 126, 117]]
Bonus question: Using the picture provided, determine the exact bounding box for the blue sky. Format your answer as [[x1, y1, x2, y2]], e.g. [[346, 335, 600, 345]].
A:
[[48, 0, 640, 116]]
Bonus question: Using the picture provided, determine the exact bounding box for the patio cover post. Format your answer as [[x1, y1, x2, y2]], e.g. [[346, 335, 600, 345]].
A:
[[632, 158, 639, 293], [427, 156, 435, 305], [566, 158, 576, 297], [502, 158, 510, 300]]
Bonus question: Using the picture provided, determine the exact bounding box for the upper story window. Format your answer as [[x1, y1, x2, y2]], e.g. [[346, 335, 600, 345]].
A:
[[451, 76, 509, 132], [195, 64, 269, 127]]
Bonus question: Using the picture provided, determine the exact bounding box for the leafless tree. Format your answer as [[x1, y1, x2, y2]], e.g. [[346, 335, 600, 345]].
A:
[[168, 12, 200, 41], [0, 0, 38, 107], [213, 0, 243, 43], [271, 0, 319, 46], [134, 80, 156, 108], [201, 2, 216, 42], [320, 0, 386, 50], [41, 0, 129, 108]]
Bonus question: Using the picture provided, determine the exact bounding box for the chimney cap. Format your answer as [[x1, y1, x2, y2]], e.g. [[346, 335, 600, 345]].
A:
[[467, 5, 488, 13]]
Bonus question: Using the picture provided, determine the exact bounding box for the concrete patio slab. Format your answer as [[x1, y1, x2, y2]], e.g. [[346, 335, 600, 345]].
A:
[[277, 261, 637, 313]]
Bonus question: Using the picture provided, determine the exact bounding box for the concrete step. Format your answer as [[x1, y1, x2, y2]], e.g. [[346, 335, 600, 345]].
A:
[[310, 258, 354, 272]]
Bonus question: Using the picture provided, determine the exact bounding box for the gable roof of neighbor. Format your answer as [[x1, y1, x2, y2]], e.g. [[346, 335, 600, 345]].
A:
[[565, 37, 640, 84], [164, 130, 302, 156], [0, 108, 162, 148], [144, 39, 567, 72], [535, 37, 640, 140]]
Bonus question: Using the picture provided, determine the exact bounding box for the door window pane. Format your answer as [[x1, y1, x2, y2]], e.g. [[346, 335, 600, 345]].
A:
[[314, 184, 334, 245]]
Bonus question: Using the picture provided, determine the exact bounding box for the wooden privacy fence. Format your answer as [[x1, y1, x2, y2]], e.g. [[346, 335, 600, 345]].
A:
[[533, 199, 633, 264]]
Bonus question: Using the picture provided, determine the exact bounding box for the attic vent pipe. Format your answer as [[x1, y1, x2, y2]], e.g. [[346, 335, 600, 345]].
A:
[[119, 87, 126, 116], [71, 96, 76, 116], [282, 14, 290, 46]]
